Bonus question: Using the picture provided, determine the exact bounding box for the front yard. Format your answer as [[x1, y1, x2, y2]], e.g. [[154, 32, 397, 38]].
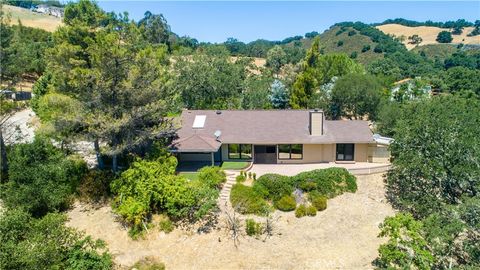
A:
[[67, 173, 394, 269]]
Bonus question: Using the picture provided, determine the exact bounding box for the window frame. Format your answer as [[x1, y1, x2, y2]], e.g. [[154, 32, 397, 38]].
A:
[[336, 143, 355, 161], [228, 144, 252, 160], [277, 144, 303, 160]]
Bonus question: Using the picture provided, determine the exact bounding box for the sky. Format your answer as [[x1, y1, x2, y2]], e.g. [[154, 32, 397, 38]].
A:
[[97, 1, 480, 43]]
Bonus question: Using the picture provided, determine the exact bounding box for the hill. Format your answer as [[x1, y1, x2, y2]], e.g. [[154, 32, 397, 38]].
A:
[[3, 4, 62, 32], [377, 24, 480, 50]]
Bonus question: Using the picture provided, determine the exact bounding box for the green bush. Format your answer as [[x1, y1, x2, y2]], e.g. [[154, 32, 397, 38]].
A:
[[253, 173, 257, 181], [230, 184, 270, 215], [77, 170, 113, 204], [197, 166, 226, 189], [158, 217, 174, 233], [253, 173, 294, 201], [295, 204, 307, 218], [2, 138, 87, 217], [245, 219, 263, 236], [299, 180, 317, 192], [236, 174, 246, 183], [309, 192, 328, 211], [274, 195, 296, 211], [306, 205, 317, 216], [337, 40, 344, 47], [362, 44, 371, 52], [293, 168, 357, 198]]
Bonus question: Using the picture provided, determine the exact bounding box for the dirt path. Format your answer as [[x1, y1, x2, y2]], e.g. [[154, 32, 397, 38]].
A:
[[67, 173, 395, 269]]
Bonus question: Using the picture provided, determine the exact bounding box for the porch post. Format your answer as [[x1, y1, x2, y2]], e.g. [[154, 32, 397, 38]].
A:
[[211, 152, 214, 166]]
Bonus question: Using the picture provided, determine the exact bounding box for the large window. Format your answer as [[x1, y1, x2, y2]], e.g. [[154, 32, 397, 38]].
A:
[[228, 144, 252, 159], [336, 143, 354, 161], [278, 144, 303, 160]]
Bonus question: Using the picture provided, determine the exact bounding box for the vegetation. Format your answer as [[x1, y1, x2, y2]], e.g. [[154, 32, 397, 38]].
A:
[[221, 161, 250, 170], [274, 195, 297, 212], [293, 168, 357, 198], [230, 184, 270, 215], [309, 192, 327, 211], [245, 219, 263, 236], [295, 204, 307, 218], [436, 31, 453, 43]]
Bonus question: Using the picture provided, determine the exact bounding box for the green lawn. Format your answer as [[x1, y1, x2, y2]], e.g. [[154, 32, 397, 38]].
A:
[[221, 161, 250, 170], [179, 172, 199, 180]]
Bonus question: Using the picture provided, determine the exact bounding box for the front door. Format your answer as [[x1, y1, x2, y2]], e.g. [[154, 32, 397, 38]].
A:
[[254, 145, 277, 164]]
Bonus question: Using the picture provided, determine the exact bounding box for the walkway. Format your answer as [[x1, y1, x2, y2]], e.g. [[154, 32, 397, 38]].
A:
[[248, 162, 391, 177], [218, 170, 239, 211]]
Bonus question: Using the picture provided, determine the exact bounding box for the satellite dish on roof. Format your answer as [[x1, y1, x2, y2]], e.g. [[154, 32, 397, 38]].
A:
[[214, 130, 222, 139]]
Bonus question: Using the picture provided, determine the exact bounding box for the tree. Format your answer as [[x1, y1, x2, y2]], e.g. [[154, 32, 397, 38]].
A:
[[266, 45, 287, 74], [0, 208, 112, 270], [174, 47, 247, 109], [242, 74, 272, 109], [138, 11, 172, 47], [442, 66, 480, 96], [0, 138, 87, 217], [304, 31, 319, 38], [408, 34, 423, 45], [436, 31, 453, 43], [375, 213, 434, 270], [46, 1, 177, 171], [269, 79, 289, 109], [452, 25, 463, 35], [330, 73, 383, 120], [385, 96, 480, 218]]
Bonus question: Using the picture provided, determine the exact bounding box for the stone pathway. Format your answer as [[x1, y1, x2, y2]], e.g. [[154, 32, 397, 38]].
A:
[[218, 170, 239, 211]]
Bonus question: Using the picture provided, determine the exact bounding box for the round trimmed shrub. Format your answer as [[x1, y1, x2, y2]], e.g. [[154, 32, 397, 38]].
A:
[[306, 205, 317, 216], [309, 193, 328, 211], [274, 195, 296, 211], [295, 204, 307, 218]]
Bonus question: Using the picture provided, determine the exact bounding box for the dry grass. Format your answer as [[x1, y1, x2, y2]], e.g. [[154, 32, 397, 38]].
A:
[[377, 24, 480, 50], [3, 4, 62, 32], [67, 173, 395, 269]]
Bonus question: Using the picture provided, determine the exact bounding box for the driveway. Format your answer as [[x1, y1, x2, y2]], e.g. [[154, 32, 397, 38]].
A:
[[249, 162, 390, 177]]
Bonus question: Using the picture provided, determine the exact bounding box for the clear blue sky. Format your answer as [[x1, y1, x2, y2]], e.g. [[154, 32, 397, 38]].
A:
[[97, 1, 480, 43]]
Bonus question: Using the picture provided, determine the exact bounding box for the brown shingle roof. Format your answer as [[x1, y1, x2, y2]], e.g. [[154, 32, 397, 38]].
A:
[[172, 110, 374, 152]]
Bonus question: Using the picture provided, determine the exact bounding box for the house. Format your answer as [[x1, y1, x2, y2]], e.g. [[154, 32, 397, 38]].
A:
[[171, 109, 387, 165], [33, 4, 64, 18]]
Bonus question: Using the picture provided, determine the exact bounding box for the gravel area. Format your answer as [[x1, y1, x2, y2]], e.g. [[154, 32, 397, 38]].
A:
[[67, 173, 395, 269]]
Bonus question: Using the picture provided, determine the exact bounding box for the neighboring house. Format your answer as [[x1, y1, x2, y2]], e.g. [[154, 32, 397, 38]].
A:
[[171, 109, 387, 165], [0, 90, 32, 101], [391, 78, 431, 101]]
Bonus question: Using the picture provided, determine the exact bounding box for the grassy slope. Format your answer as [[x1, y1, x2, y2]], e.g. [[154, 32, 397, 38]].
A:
[[377, 24, 480, 50], [3, 4, 62, 32], [287, 25, 385, 66]]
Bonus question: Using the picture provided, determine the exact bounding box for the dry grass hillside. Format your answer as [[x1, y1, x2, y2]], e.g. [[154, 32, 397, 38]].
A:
[[2, 4, 62, 32], [377, 24, 480, 50]]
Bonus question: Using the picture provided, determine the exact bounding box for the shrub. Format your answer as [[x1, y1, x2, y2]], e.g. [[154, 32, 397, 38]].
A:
[[299, 180, 317, 192], [158, 216, 174, 233], [254, 173, 294, 201], [293, 168, 357, 198], [306, 205, 317, 216], [374, 45, 383, 53], [245, 219, 263, 236], [350, 51, 358, 59], [197, 166, 226, 189], [77, 170, 113, 204], [309, 192, 328, 211], [348, 30, 356, 36], [274, 195, 296, 211], [253, 173, 257, 181], [337, 40, 344, 47], [2, 138, 87, 217], [361, 44, 371, 52], [295, 204, 307, 218], [248, 172, 252, 179], [132, 257, 166, 270], [230, 184, 270, 215], [236, 174, 246, 183]]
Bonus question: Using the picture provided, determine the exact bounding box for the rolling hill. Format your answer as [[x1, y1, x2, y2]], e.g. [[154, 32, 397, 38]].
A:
[[377, 24, 480, 50], [3, 4, 62, 32]]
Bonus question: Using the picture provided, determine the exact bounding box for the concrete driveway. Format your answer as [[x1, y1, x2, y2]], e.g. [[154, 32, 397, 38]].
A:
[[249, 162, 390, 177]]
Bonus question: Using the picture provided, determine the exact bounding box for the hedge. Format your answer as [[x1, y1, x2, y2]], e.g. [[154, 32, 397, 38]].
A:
[[293, 167, 357, 198], [230, 184, 270, 215]]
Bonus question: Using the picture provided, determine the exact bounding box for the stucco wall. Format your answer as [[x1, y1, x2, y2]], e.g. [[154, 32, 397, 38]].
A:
[[368, 144, 391, 163], [353, 143, 369, 162]]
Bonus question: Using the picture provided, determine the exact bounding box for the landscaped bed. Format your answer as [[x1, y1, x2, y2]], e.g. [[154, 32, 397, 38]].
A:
[[230, 167, 357, 217]]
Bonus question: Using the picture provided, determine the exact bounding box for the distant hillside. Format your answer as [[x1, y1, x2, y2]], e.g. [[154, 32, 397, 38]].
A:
[[298, 25, 385, 65], [377, 24, 480, 50], [3, 4, 62, 32]]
